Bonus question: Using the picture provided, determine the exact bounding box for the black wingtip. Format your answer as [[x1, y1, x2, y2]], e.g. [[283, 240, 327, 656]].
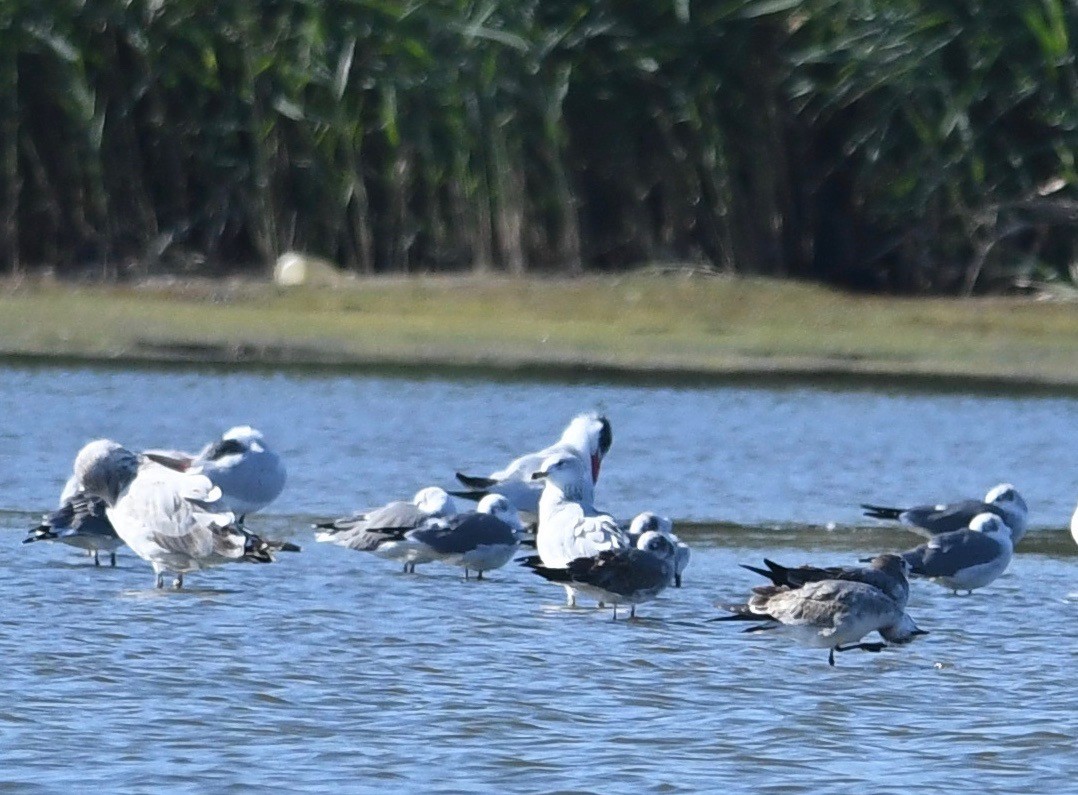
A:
[[24, 528, 56, 543], [861, 503, 903, 520], [739, 562, 778, 583], [526, 565, 572, 583], [276, 541, 302, 553], [447, 489, 488, 502], [455, 472, 497, 489]]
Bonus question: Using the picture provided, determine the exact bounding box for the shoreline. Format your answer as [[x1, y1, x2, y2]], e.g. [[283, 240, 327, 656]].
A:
[[2, 273, 1077, 395], [5, 348, 1077, 397]]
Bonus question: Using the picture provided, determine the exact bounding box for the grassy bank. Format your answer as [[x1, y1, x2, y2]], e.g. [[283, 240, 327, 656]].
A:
[[2, 273, 1077, 390]]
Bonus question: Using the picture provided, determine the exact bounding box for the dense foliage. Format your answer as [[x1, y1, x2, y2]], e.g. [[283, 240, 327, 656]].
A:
[[0, 0, 1075, 292]]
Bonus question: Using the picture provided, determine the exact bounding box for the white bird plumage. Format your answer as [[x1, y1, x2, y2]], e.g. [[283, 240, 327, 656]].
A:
[[532, 452, 628, 605], [452, 412, 613, 522], [73, 439, 298, 589]]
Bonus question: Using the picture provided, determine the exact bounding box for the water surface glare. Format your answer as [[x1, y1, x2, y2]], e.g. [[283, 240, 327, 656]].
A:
[[2, 363, 1077, 791]]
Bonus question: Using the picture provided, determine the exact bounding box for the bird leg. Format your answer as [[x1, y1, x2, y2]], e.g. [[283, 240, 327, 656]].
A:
[[630, 605, 636, 619], [476, 571, 484, 581], [173, 573, 184, 589], [93, 550, 100, 566], [155, 571, 166, 589], [675, 573, 682, 588], [834, 642, 887, 655], [611, 605, 618, 621], [828, 648, 835, 666], [464, 569, 470, 580], [110, 552, 116, 567]]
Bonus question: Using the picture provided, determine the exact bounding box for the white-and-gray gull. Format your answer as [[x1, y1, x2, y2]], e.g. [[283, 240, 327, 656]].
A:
[[143, 425, 287, 519], [521, 530, 676, 620], [895, 512, 1014, 595], [716, 553, 926, 666], [401, 494, 525, 580], [1070, 500, 1078, 547], [314, 487, 459, 573], [530, 452, 629, 606], [628, 511, 690, 587], [451, 412, 613, 522], [73, 439, 299, 589], [24, 476, 124, 566], [861, 483, 1028, 544]]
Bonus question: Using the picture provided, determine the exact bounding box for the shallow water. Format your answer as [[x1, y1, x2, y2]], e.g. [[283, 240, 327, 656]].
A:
[[3, 363, 1077, 526], [2, 363, 1077, 791]]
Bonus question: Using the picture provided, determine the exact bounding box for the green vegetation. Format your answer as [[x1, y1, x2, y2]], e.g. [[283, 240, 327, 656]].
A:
[[2, 274, 1076, 388], [1, 1, 1075, 293]]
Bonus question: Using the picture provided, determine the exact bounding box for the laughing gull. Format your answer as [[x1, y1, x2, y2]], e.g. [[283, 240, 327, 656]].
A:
[[861, 483, 1028, 544], [741, 553, 910, 608], [73, 440, 299, 589], [895, 512, 1014, 595], [451, 412, 613, 521], [399, 494, 525, 580], [628, 511, 690, 587], [143, 426, 287, 519], [521, 530, 676, 619], [531, 452, 629, 606], [716, 554, 926, 666], [314, 487, 459, 573], [24, 476, 124, 566]]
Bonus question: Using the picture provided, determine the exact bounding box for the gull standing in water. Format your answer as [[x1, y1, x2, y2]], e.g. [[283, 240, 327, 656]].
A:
[[314, 487, 459, 573], [24, 476, 124, 566], [522, 530, 676, 619], [451, 412, 613, 522], [73, 439, 299, 589], [861, 483, 1028, 544], [628, 511, 690, 587], [402, 494, 525, 580], [715, 554, 926, 666], [143, 425, 287, 519], [530, 452, 628, 606], [895, 512, 1014, 595]]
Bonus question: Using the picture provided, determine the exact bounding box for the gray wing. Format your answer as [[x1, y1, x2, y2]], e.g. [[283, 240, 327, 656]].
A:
[[409, 513, 516, 555], [900, 500, 998, 535], [566, 548, 671, 598], [314, 501, 428, 551], [763, 580, 894, 629], [318, 501, 425, 533], [360, 501, 427, 530], [902, 530, 1005, 577]]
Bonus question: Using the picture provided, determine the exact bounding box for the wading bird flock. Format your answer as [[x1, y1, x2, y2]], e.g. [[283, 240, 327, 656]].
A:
[[24, 413, 1046, 666]]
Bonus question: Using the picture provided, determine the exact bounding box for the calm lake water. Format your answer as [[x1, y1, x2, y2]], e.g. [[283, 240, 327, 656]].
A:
[[1, 362, 1076, 792]]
